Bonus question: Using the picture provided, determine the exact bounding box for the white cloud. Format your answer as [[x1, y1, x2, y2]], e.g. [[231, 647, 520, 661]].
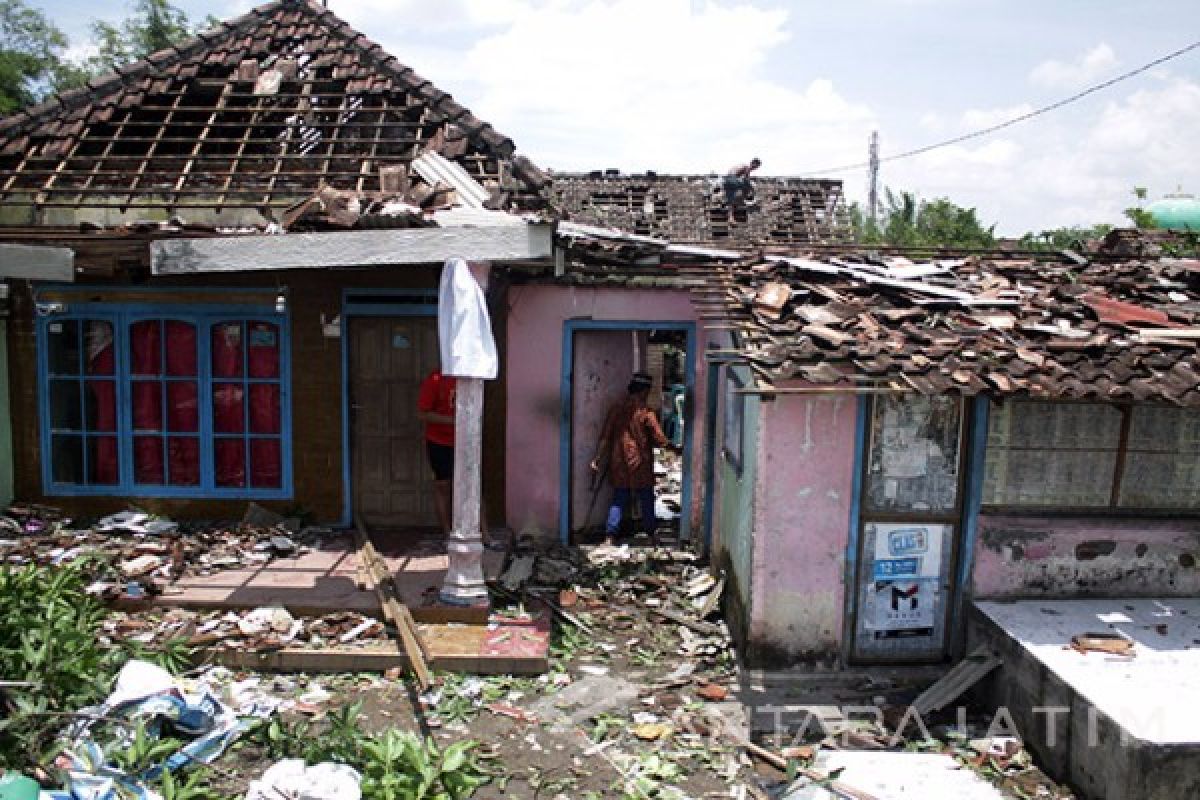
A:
[[331, 0, 876, 175], [960, 103, 1034, 130], [875, 76, 1200, 235], [1029, 43, 1118, 90]]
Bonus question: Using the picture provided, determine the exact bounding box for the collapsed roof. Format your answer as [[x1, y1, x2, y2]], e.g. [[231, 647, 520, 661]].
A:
[[702, 252, 1200, 406], [0, 0, 547, 222], [549, 171, 850, 248]]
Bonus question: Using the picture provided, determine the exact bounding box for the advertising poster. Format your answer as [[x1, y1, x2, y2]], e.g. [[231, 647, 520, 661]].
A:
[[864, 523, 948, 637]]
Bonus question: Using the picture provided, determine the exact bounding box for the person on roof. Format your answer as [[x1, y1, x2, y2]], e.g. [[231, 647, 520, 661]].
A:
[[722, 158, 761, 209], [590, 372, 678, 543]]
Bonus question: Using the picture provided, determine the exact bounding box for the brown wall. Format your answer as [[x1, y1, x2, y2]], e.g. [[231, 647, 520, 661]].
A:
[[7, 262, 508, 526]]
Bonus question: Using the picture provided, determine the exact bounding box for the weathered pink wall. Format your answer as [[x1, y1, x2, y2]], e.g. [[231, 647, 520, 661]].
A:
[[504, 285, 706, 540], [972, 515, 1200, 598], [748, 390, 859, 660]]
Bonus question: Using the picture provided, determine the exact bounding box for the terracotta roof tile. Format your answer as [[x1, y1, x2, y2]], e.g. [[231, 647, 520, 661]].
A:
[[0, 0, 544, 214]]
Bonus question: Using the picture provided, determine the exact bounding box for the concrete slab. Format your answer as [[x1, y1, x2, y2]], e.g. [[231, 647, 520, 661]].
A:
[[971, 598, 1200, 800], [784, 752, 1003, 799], [158, 533, 505, 616]]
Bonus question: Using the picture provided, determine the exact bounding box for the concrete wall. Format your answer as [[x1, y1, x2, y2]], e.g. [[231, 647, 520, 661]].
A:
[[746, 391, 859, 662], [712, 370, 759, 647], [504, 285, 706, 540], [972, 515, 1200, 599]]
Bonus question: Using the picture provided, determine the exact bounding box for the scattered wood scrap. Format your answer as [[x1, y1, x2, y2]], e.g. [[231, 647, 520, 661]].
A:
[[911, 646, 1002, 716], [353, 517, 432, 689]]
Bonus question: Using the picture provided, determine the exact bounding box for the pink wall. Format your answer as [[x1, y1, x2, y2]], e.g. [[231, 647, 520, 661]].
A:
[[504, 285, 706, 540], [972, 515, 1200, 599], [749, 390, 859, 659]]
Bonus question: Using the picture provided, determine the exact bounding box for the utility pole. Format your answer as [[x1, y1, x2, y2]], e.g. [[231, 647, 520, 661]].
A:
[[867, 130, 880, 227]]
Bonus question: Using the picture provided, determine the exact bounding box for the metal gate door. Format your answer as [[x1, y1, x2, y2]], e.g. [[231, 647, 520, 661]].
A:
[[850, 394, 967, 663]]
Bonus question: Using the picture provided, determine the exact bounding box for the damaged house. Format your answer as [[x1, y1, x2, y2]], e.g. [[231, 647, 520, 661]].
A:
[[0, 0, 853, 553], [0, 0, 552, 529]]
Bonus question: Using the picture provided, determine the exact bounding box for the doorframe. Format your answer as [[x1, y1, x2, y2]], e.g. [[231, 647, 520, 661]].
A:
[[558, 319, 697, 545], [338, 289, 438, 527], [842, 394, 980, 665]]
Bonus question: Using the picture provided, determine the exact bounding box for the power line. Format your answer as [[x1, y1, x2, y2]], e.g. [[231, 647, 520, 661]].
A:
[[800, 38, 1200, 177]]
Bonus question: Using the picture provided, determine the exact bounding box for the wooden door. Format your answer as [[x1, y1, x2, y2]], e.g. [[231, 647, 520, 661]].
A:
[[349, 316, 439, 529]]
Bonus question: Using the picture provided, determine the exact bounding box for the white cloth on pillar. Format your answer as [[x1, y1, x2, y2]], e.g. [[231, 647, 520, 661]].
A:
[[438, 257, 498, 379]]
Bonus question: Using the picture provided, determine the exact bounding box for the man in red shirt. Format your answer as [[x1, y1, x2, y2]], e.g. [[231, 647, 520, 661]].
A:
[[417, 369, 456, 533]]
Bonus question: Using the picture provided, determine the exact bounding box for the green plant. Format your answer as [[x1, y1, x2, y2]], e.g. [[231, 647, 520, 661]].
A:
[[250, 700, 365, 764], [359, 729, 488, 800], [0, 562, 134, 767]]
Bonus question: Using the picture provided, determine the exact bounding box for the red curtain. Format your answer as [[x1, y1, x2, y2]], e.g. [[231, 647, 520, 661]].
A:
[[85, 321, 117, 484]]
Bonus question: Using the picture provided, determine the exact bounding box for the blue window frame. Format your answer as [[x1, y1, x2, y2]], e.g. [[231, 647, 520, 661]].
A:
[[37, 303, 292, 498]]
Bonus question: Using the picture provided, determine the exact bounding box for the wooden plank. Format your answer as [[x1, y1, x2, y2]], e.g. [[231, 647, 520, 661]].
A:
[[911, 646, 1001, 715], [353, 518, 433, 689], [151, 225, 554, 274]]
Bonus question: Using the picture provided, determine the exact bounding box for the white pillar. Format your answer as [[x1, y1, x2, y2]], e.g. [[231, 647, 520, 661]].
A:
[[439, 376, 488, 605]]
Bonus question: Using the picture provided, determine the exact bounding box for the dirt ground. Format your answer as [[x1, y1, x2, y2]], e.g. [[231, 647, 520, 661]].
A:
[[176, 539, 1074, 800]]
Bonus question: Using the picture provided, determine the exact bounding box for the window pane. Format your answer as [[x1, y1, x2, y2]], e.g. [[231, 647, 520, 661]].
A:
[[248, 383, 280, 434], [865, 395, 962, 513], [134, 436, 165, 484], [84, 321, 114, 376], [213, 383, 244, 432], [247, 322, 280, 378], [215, 438, 246, 488], [51, 435, 83, 484], [130, 320, 162, 375], [250, 438, 282, 488], [1119, 407, 1200, 508], [212, 322, 244, 378], [85, 380, 117, 432], [132, 381, 163, 431], [89, 436, 119, 485], [49, 379, 82, 430], [164, 321, 197, 376], [46, 320, 80, 374], [983, 402, 1121, 508], [166, 381, 199, 432], [167, 437, 200, 486]]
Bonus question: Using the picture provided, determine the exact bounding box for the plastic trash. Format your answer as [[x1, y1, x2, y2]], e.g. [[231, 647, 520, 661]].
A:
[[245, 760, 362, 800]]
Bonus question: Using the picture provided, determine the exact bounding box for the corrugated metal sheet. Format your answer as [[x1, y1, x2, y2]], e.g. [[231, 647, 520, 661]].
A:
[[412, 152, 491, 210]]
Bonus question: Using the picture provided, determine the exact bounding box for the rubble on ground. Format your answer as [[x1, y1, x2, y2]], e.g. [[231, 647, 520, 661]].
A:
[[0, 504, 332, 598], [103, 607, 388, 653]]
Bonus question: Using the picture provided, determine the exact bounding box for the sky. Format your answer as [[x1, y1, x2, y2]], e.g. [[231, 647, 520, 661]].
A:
[[32, 0, 1200, 235]]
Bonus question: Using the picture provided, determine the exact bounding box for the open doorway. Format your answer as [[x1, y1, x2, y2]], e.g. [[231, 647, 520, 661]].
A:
[[559, 321, 695, 544]]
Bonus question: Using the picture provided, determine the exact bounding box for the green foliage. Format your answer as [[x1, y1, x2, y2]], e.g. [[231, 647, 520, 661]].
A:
[[0, 0, 70, 113], [1017, 224, 1113, 251], [0, 562, 190, 770], [850, 189, 995, 249], [252, 708, 489, 800], [1124, 185, 1157, 230], [84, 0, 193, 74], [360, 730, 488, 800]]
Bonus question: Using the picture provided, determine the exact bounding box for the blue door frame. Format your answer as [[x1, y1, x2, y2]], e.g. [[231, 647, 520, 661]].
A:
[[558, 319, 697, 544], [338, 289, 438, 527], [840, 396, 989, 664]]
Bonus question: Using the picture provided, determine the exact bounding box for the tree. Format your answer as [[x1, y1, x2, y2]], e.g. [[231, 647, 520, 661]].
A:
[[0, 0, 71, 113], [1123, 186, 1156, 230], [849, 188, 996, 249], [82, 0, 207, 76]]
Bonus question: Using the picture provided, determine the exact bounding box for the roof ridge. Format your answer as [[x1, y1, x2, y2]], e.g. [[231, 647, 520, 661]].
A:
[[0, 0, 289, 134], [0, 0, 520, 159]]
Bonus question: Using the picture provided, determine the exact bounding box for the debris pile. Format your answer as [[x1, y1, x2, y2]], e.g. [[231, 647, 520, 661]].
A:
[[104, 608, 388, 654], [0, 504, 331, 599], [698, 252, 1200, 405]]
